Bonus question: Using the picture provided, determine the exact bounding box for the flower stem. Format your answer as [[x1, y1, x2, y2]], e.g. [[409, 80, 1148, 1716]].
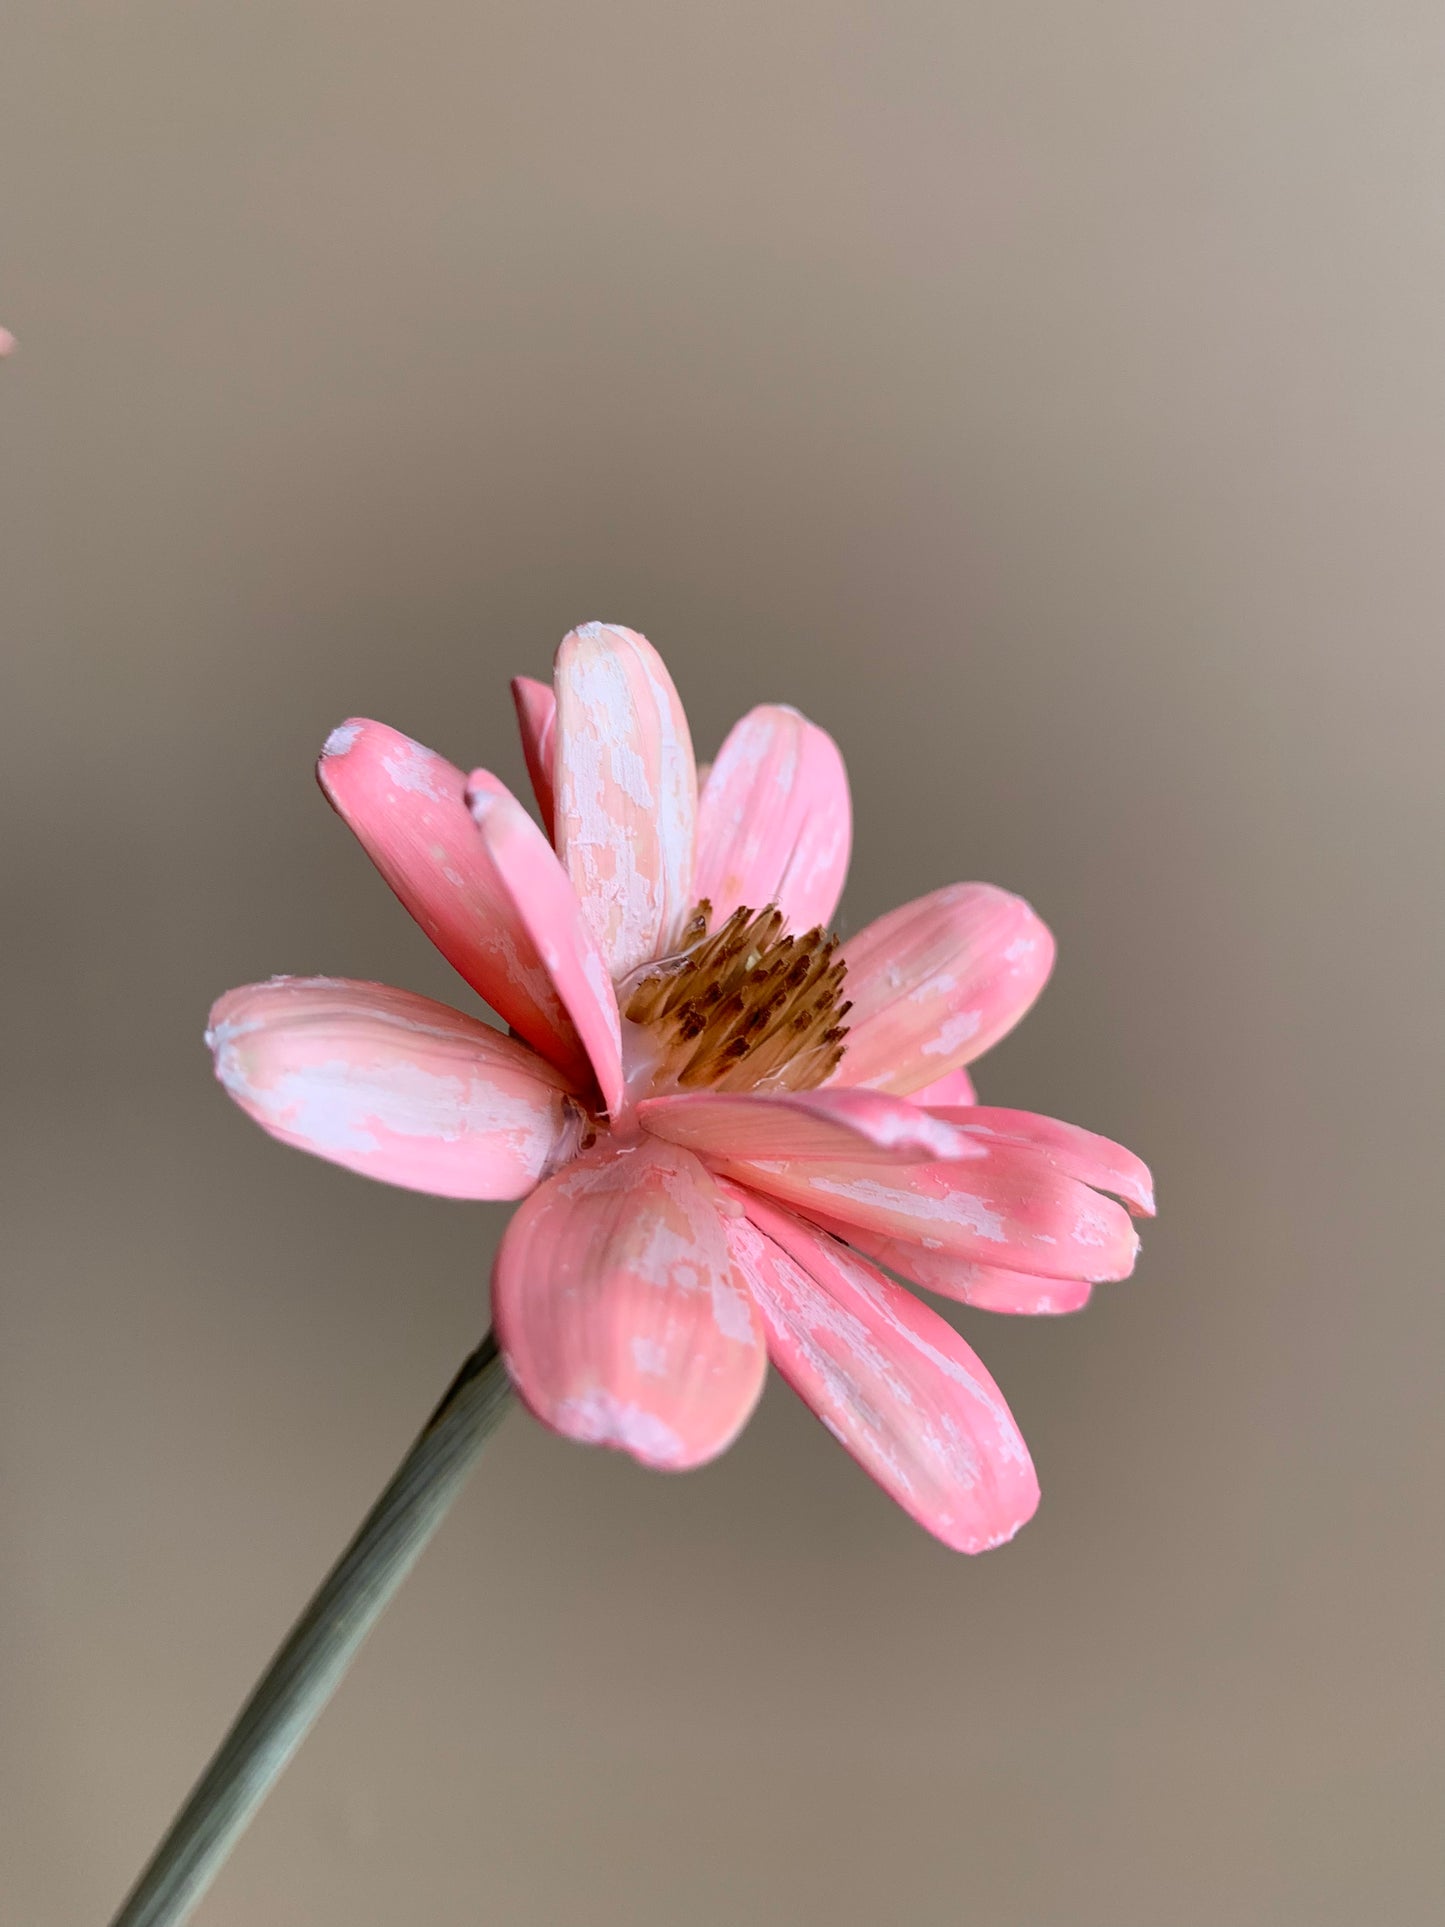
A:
[[108, 1331, 513, 1927]]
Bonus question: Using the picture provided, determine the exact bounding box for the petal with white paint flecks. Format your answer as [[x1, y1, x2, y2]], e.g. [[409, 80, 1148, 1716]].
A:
[[206, 978, 582, 1199], [804, 1216, 1096, 1314], [832, 884, 1054, 1095], [316, 720, 593, 1088], [492, 1138, 765, 1470], [930, 1107, 1155, 1216], [637, 1087, 981, 1165], [467, 773, 625, 1116], [723, 1195, 1039, 1551], [716, 1143, 1140, 1281], [552, 623, 697, 979], [694, 704, 851, 934]]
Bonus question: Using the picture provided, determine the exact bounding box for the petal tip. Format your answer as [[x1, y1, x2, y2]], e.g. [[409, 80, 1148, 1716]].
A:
[[555, 1391, 686, 1468], [320, 720, 364, 762], [938, 1464, 1041, 1554], [1088, 1226, 1142, 1283], [976, 1484, 1041, 1552], [557, 619, 637, 664], [464, 767, 509, 821]]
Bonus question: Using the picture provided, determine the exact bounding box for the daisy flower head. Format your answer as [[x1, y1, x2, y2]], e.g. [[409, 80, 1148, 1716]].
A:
[[208, 623, 1152, 1551]]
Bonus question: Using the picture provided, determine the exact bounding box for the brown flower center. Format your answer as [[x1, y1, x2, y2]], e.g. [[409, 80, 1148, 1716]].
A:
[[621, 901, 850, 1097]]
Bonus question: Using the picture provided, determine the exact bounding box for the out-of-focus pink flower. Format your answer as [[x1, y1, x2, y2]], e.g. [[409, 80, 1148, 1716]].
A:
[[208, 624, 1152, 1551], [0, 329, 16, 357]]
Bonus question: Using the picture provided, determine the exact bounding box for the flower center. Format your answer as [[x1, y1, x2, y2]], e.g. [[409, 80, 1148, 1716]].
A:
[[620, 901, 850, 1099]]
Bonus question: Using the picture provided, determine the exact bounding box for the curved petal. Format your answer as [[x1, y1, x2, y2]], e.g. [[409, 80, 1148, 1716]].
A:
[[722, 1196, 1039, 1551], [467, 773, 625, 1116], [206, 978, 583, 1199], [637, 1087, 982, 1165], [316, 720, 593, 1088], [694, 705, 851, 934], [804, 1215, 1095, 1314], [492, 1138, 765, 1470], [950, 1271, 1093, 1315], [716, 1145, 1140, 1282], [833, 884, 1054, 1095], [511, 676, 557, 834], [931, 1107, 1155, 1216], [910, 1065, 977, 1108], [552, 623, 697, 978]]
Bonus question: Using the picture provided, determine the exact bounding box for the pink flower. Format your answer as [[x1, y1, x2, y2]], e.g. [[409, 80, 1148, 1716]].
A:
[[208, 623, 1152, 1551]]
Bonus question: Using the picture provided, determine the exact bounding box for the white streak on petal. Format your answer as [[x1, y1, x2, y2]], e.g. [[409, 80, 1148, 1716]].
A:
[[322, 722, 361, 757]]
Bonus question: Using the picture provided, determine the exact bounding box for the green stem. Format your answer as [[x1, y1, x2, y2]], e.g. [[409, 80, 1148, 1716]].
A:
[[108, 1331, 513, 1927]]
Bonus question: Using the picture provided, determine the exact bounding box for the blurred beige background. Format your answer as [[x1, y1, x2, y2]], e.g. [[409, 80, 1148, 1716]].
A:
[[2, 5, 1442, 1924]]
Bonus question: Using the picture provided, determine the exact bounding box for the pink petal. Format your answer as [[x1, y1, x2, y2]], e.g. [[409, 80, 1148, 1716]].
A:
[[805, 1217, 1095, 1315], [833, 884, 1055, 1095], [511, 676, 557, 834], [955, 1272, 1093, 1315], [637, 1087, 983, 1165], [932, 1106, 1155, 1216], [206, 978, 583, 1199], [552, 623, 697, 979], [492, 1138, 766, 1470], [694, 704, 851, 933], [316, 720, 593, 1088], [723, 1195, 1039, 1552], [467, 773, 625, 1117], [715, 1146, 1140, 1281], [910, 1065, 978, 1108]]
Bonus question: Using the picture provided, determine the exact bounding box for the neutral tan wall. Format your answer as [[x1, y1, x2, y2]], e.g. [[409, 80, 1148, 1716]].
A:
[[2, 6, 1441, 1923]]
